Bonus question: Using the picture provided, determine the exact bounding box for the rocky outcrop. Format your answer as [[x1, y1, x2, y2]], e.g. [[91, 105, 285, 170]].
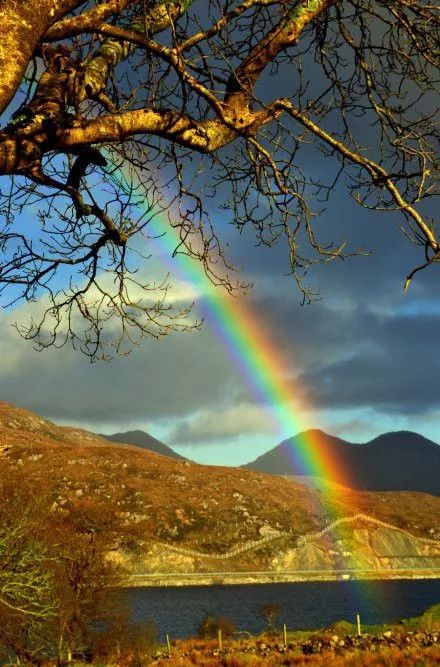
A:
[[123, 513, 440, 584]]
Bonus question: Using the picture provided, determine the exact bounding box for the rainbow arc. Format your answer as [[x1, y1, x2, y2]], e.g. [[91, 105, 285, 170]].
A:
[[143, 212, 353, 490]]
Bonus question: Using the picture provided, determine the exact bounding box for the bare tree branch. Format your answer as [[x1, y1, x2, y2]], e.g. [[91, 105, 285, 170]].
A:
[[0, 0, 438, 357]]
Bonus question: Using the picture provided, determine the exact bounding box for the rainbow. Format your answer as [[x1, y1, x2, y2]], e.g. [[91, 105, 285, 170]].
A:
[[141, 212, 353, 490], [140, 209, 377, 590], [105, 158, 355, 492], [107, 161, 379, 602]]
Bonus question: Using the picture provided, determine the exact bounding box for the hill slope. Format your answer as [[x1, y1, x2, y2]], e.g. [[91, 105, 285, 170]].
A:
[[1, 403, 440, 580], [100, 430, 185, 460], [244, 430, 440, 495]]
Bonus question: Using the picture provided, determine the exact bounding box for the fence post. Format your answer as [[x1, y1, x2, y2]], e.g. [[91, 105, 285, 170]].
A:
[[218, 628, 223, 651], [283, 623, 287, 647], [166, 633, 172, 656], [356, 614, 361, 636]]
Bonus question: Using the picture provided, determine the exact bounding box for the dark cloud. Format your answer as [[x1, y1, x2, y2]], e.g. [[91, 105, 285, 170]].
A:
[[290, 308, 440, 414], [1, 110, 439, 443], [0, 309, 244, 426], [2, 214, 440, 436]]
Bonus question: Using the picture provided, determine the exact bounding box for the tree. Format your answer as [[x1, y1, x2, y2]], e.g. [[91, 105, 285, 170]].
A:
[[258, 602, 282, 632], [0, 470, 56, 665], [0, 461, 142, 664], [197, 613, 237, 638], [0, 0, 438, 358], [49, 506, 126, 662]]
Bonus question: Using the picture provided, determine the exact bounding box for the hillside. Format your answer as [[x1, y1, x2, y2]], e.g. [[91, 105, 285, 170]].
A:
[[0, 400, 107, 450], [1, 402, 440, 581], [100, 430, 185, 460], [244, 430, 440, 495]]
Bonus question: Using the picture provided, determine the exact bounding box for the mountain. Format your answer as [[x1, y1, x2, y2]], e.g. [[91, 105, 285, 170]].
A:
[[100, 430, 185, 460], [244, 429, 440, 495], [1, 402, 440, 580]]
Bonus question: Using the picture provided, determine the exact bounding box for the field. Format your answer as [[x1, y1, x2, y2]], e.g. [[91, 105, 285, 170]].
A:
[[152, 605, 440, 666], [61, 604, 440, 666]]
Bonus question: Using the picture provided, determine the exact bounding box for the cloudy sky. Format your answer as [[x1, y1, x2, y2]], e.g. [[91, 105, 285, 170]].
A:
[[1, 171, 440, 466], [1, 3, 439, 466]]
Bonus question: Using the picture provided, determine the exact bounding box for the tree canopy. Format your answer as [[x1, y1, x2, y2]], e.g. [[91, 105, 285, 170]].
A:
[[0, 0, 438, 358]]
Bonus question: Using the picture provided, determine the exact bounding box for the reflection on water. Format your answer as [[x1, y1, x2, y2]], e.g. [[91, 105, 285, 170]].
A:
[[125, 579, 440, 640]]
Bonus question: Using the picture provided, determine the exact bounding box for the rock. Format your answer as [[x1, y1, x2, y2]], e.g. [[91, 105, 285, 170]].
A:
[[383, 631, 392, 638], [258, 524, 279, 537]]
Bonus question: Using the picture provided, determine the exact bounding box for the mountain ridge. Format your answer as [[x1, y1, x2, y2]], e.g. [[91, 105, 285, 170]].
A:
[[2, 399, 439, 494], [99, 429, 185, 460], [244, 429, 440, 495]]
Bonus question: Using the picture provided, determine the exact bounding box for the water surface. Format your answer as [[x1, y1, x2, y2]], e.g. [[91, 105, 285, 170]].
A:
[[126, 579, 440, 640]]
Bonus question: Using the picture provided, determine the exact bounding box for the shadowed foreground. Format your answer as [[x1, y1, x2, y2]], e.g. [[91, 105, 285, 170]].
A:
[[149, 605, 440, 666]]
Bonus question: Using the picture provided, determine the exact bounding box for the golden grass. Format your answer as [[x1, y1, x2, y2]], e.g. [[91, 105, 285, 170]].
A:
[[155, 645, 440, 666]]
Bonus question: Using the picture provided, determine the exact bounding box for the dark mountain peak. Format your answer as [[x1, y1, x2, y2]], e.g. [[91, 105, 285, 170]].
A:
[[100, 430, 186, 461], [280, 429, 350, 448], [244, 429, 440, 495], [114, 429, 156, 440], [245, 429, 344, 472], [368, 430, 439, 448]]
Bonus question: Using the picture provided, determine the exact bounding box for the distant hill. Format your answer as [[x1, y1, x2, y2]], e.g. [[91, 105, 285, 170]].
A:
[[244, 430, 440, 495], [100, 430, 186, 460]]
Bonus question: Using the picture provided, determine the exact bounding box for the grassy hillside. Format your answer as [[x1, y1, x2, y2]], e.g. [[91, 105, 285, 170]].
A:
[[1, 402, 440, 568]]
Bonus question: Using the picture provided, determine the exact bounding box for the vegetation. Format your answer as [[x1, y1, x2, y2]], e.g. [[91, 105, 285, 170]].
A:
[[197, 614, 237, 639], [0, 1, 438, 358], [0, 475, 56, 665], [1, 404, 440, 664], [258, 602, 282, 632], [1, 402, 440, 568], [0, 462, 156, 665], [153, 605, 440, 665], [0, 453, 439, 665], [153, 646, 440, 666]]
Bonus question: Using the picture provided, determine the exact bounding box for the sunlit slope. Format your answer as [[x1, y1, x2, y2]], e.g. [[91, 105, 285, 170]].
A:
[[1, 402, 440, 575]]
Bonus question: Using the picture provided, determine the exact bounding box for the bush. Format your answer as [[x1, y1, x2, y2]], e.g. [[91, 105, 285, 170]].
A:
[[258, 602, 282, 631], [197, 614, 237, 639], [88, 615, 158, 665]]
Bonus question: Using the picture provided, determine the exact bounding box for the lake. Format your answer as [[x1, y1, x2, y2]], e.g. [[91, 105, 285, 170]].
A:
[[126, 579, 440, 640]]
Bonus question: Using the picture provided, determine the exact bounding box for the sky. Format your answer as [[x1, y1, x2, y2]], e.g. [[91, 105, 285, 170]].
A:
[[1, 3, 439, 466], [1, 175, 440, 466]]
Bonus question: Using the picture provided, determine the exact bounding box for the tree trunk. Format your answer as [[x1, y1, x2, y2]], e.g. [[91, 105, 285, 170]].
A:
[[0, 0, 82, 115]]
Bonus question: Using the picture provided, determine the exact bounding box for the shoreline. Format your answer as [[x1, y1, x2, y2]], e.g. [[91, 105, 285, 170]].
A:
[[123, 569, 440, 587]]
